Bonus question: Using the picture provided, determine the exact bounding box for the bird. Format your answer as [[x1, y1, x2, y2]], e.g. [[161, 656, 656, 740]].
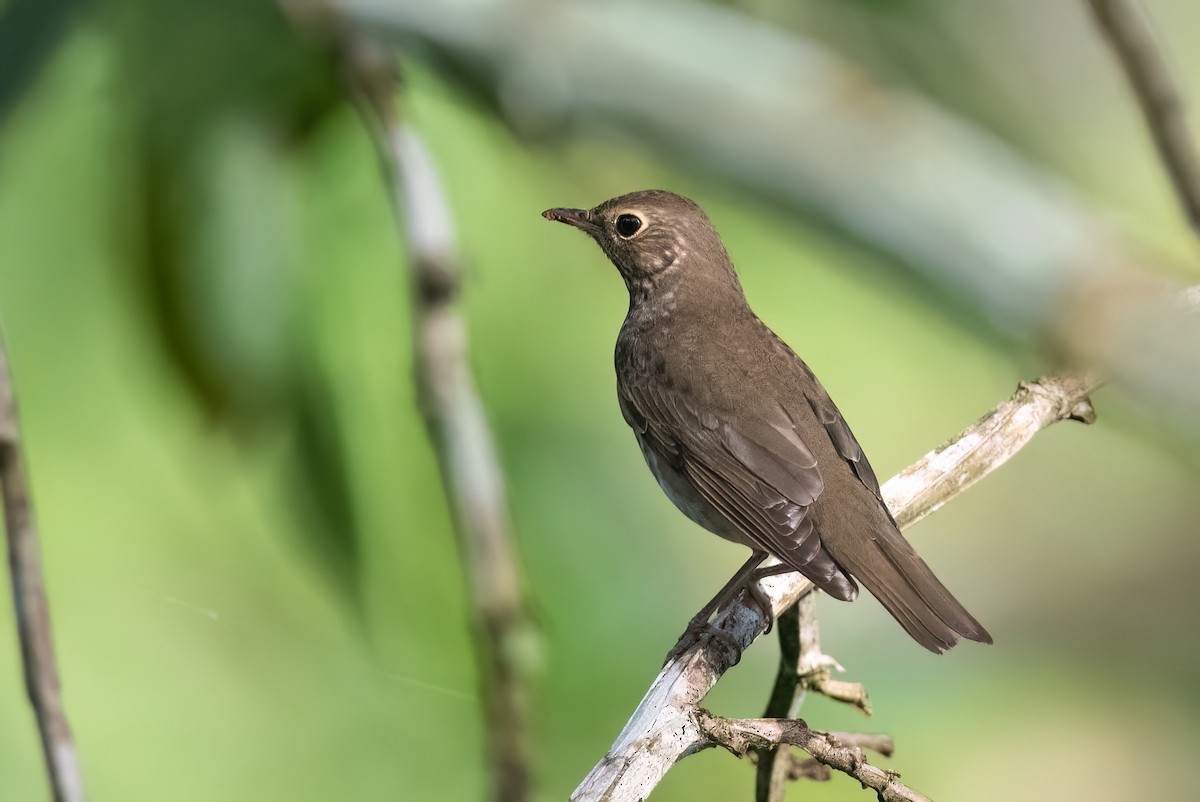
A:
[[542, 189, 991, 654]]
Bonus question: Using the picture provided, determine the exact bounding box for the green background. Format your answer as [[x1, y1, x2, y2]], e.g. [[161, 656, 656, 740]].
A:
[[2, 2, 1199, 800]]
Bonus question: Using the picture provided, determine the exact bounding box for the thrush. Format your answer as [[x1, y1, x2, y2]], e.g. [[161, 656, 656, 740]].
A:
[[543, 189, 990, 654]]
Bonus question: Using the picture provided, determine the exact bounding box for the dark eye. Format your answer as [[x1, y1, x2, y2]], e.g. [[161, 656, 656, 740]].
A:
[[615, 214, 642, 238]]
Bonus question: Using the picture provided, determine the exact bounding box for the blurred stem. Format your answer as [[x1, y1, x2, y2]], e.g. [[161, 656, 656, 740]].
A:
[[336, 36, 538, 802], [754, 603, 800, 802], [1088, 0, 1200, 237], [0, 337, 87, 802]]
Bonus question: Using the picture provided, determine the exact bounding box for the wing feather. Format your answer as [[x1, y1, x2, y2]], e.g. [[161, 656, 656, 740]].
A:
[[621, 381, 854, 597]]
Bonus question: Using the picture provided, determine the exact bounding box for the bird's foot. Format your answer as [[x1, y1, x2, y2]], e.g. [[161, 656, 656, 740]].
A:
[[743, 580, 777, 634], [744, 562, 796, 634]]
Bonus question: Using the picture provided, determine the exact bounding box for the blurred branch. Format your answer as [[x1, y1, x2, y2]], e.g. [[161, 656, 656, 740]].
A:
[[699, 710, 927, 802], [1087, 0, 1200, 236], [294, 26, 540, 802], [572, 284, 1200, 802], [0, 340, 87, 802]]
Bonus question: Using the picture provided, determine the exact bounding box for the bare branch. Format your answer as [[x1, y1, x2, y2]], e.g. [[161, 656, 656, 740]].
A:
[[884, 371, 1099, 531], [824, 732, 896, 758], [572, 286, 1199, 802], [334, 37, 539, 802], [754, 731, 894, 783], [699, 710, 928, 802], [795, 594, 871, 715], [1, 341, 87, 802], [1087, 0, 1200, 235]]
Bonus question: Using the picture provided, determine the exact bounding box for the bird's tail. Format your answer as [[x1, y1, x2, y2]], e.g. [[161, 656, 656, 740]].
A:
[[830, 523, 991, 654]]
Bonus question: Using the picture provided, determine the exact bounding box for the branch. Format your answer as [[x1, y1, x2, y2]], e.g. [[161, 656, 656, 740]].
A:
[[573, 284, 1200, 802], [752, 732, 894, 784], [334, 37, 539, 802], [1087, 0, 1200, 235], [699, 711, 928, 802], [1, 340, 88, 802]]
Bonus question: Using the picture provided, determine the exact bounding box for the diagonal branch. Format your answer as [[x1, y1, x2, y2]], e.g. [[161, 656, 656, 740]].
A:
[[335, 37, 539, 802], [1, 339, 88, 802], [573, 285, 1199, 802], [1087, 0, 1200, 236], [699, 710, 928, 802]]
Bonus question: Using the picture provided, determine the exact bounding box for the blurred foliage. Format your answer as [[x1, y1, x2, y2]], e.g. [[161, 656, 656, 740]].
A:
[[0, 0, 80, 124], [111, 0, 365, 596], [0, 1, 1199, 801]]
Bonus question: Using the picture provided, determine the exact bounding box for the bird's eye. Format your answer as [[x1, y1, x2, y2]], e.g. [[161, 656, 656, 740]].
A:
[[615, 214, 643, 238]]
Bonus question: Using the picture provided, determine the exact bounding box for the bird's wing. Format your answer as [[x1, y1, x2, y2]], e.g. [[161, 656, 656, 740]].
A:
[[619, 380, 856, 598], [791, 362, 993, 651], [797, 363, 883, 500]]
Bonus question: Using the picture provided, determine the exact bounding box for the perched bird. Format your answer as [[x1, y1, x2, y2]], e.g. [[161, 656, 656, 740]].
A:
[[543, 190, 991, 653]]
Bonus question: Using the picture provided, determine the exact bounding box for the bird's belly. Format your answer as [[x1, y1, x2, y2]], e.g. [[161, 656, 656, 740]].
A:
[[636, 438, 747, 546]]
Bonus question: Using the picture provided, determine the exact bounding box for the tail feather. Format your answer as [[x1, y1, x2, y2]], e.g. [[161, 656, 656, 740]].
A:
[[875, 530, 992, 645], [828, 524, 991, 654]]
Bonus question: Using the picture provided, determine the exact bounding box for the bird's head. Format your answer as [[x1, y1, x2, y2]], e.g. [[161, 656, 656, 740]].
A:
[[542, 190, 734, 294]]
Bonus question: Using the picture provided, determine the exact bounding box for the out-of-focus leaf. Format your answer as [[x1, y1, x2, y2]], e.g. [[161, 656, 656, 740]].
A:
[[0, 0, 80, 123], [108, 0, 368, 603], [287, 367, 363, 600]]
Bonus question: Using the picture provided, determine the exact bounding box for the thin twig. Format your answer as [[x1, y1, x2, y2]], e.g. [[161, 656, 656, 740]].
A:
[[1, 340, 87, 802], [573, 287, 1199, 802], [751, 731, 894, 783], [699, 710, 928, 802], [795, 593, 871, 715], [338, 38, 538, 802], [1087, 0, 1200, 235]]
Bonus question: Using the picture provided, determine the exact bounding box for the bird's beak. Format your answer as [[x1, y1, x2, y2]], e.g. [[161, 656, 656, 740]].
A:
[[542, 207, 598, 234]]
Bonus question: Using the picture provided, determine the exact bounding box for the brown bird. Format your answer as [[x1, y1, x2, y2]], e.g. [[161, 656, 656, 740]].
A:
[[543, 189, 991, 653]]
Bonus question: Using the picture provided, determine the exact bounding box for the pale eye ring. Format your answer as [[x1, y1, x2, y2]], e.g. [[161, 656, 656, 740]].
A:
[[616, 214, 643, 238]]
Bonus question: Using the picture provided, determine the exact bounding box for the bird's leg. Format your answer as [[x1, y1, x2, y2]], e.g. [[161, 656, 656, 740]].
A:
[[744, 562, 796, 634], [664, 552, 768, 666]]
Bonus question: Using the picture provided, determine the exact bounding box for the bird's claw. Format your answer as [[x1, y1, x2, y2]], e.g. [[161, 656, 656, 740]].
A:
[[744, 581, 776, 633]]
